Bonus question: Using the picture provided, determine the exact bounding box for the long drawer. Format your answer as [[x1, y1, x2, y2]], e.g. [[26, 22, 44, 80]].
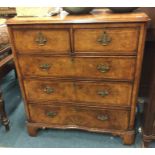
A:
[[18, 55, 136, 80], [74, 27, 139, 53], [24, 80, 132, 107], [29, 104, 130, 130], [12, 28, 70, 53]]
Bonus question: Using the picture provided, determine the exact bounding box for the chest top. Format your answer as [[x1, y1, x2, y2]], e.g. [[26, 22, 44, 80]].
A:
[[6, 9, 149, 25]]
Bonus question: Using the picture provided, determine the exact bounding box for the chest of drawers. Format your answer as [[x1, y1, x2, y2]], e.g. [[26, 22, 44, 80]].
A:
[[7, 10, 149, 145]]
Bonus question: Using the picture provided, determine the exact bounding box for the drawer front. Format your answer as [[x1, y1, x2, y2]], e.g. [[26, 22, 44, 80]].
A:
[[75, 81, 132, 106], [19, 55, 74, 77], [24, 80, 75, 102], [74, 57, 135, 80], [19, 55, 136, 80], [12, 28, 70, 53], [29, 104, 129, 130], [24, 80, 132, 106], [74, 28, 139, 53]]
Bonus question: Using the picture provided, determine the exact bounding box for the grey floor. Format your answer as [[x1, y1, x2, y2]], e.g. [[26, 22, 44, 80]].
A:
[[0, 71, 155, 148]]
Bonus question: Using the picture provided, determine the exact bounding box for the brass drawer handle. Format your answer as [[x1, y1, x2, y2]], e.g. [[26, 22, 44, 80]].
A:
[[46, 111, 57, 118], [43, 86, 54, 94], [97, 90, 109, 97], [97, 31, 112, 46], [97, 64, 110, 73], [35, 32, 47, 46], [39, 64, 51, 71], [97, 115, 108, 121]]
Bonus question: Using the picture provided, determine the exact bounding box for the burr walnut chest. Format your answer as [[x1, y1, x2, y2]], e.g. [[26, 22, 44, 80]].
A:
[[6, 10, 149, 145]]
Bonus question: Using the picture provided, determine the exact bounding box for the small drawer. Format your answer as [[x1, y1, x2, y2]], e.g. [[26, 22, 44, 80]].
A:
[[18, 55, 136, 80], [12, 28, 70, 53], [74, 27, 139, 53], [24, 80, 75, 102], [18, 55, 74, 77], [75, 81, 132, 106], [74, 56, 135, 80], [24, 80, 132, 107], [29, 104, 130, 130]]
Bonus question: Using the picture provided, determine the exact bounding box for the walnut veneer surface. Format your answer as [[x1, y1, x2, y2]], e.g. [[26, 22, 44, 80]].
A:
[[6, 9, 149, 145]]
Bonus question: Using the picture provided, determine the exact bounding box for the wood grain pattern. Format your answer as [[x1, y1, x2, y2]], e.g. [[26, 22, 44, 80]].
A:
[[24, 79, 132, 107], [75, 81, 132, 106], [129, 23, 147, 129], [74, 27, 139, 53], [29, 104, 130, 130], [7, 27, 31, 120], [12, 28, 70, 53], [24, 80, 76, 102], [6, 10, 149, 145], [18, 55, 136, 80], [6, 9, 149, 25]]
